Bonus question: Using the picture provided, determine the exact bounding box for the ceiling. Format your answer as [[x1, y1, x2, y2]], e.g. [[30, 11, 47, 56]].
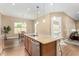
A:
[[0, 3, 79, 20]]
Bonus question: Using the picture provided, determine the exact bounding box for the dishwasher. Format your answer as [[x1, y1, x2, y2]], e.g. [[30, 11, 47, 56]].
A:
[[31, 39, 40, 56]]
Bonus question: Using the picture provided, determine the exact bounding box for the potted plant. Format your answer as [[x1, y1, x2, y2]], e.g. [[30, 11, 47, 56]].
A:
[[3, 26, 11, 40]]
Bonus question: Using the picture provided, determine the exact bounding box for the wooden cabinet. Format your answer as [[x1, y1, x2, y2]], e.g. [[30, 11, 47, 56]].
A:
[[24, 36, 32, 55], [40, 41, 56, 56], [24, 36, 29, 51], [28, 37, 32, 55], [24, 36, 57, 56]]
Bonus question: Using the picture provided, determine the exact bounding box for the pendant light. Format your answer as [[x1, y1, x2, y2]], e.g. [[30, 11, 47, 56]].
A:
[[35, 6, 39, 34]]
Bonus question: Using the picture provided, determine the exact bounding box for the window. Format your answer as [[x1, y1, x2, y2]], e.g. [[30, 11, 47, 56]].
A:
[[14, 22, 27, 34], [51, 16, 62, 39]]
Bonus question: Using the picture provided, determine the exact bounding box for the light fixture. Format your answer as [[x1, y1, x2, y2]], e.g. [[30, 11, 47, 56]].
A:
[[34, 6, 39, 34], [36, 6, 39, 19], [34, 6, 40, 25], [12, 3, 15, 6], [42, 19, 46, 23], [35, 6, 40, 24]]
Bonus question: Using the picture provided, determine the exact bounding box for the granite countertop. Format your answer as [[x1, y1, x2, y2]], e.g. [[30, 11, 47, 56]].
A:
[[24, 34, 60, 44]]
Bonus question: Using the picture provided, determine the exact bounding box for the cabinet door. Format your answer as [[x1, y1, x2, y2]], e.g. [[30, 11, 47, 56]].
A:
[[41, 41, 56, 56], [24, 36, 29, 50], [28, 37, 32, 55], [0, 14, 1, 35], [31, 39, 40, 56]]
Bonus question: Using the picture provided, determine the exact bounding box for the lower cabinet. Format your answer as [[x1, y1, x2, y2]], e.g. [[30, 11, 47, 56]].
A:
[[28, 38, 32, 55], [24, 36, 29, 51], [40, 41, 56, 56]]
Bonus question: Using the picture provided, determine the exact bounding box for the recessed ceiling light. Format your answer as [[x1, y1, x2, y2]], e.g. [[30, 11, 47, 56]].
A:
[[50, 3, 54, 6], [12, 3, 15, 6]]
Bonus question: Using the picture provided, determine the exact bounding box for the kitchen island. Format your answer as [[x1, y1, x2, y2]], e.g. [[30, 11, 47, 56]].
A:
[[24, 34, 59, 56]]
